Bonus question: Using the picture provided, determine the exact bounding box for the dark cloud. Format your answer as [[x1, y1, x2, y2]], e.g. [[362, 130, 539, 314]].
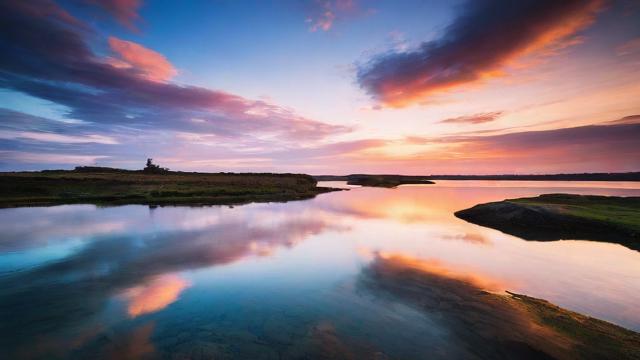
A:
[[468, 121, 640, 154], [82, 0, 143, 30], [357, 0, 605, 107], [0, 0, 348, 151], [606, 114, 640, 124], [439, 111, 503, 125], [402, 120, 640, 173]]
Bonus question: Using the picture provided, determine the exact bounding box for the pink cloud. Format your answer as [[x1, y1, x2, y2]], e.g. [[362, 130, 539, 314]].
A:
[[306, 0, 358, 32], [107, 36, 177, 82], [1, 0, 349, 143]]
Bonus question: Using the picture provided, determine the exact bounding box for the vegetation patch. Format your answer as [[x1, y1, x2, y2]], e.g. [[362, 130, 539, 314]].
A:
[[315, 174, 434, 188], [508, 291, 640, 359], [455, 194, 640, 250], [0, 161, 341, 208]]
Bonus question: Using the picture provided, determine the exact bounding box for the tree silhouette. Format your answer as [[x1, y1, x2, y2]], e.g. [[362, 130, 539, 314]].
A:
[[143, 158, 169, 173]]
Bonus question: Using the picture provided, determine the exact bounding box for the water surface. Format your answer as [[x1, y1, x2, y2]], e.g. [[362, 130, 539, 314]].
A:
[[1, 181, 639, 359]]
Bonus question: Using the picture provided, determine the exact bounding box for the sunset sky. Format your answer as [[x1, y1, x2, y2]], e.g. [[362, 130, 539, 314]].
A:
[[1, 0, 639, 174]]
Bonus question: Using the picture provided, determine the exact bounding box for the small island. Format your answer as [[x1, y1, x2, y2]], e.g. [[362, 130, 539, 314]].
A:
[[316, 174, 434, 188], [314, 172, 640, 188], [0, 159, 340, 208], [455, 194, 640, 250]]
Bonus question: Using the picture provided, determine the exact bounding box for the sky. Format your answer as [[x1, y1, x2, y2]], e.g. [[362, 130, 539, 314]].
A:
[[1, 0, 639, 174]]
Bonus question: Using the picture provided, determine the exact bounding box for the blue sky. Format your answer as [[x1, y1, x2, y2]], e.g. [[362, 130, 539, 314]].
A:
[[1, 0, 639, 173]]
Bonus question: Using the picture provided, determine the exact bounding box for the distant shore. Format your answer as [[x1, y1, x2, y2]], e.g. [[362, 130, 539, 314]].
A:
[[0, 167, 341, 208], [320, 174, 435, 188], [315, 172, 640, 182]]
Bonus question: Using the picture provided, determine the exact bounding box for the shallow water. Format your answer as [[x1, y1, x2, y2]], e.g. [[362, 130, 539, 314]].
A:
[[1, 181, 639, 359]]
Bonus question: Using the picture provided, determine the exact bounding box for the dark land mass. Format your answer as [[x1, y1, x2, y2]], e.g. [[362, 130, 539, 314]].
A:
[[315, 174, 435, 187], [0, 166, 341, 208], [361, 254, 640, 359], [315, 171, 640, 183], [455, 194, 640, 251]]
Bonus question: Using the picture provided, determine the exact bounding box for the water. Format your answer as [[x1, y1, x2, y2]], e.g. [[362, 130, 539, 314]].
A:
[[1, 181, 639, 359]]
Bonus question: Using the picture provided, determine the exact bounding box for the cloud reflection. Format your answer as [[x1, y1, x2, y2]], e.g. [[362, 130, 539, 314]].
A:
[[121, 274, 190, 318], [359, 253, 567, 359], [0, 204, 341, 358]]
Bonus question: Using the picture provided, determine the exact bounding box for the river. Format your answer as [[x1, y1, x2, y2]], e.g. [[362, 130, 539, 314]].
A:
[[1, 181, 639, 358]]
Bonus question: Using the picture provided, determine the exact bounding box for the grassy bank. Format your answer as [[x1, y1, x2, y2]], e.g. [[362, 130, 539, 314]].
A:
[[0, 169, 339, 208], [508, 291, 640, 359], [455, 194, 640, 250]]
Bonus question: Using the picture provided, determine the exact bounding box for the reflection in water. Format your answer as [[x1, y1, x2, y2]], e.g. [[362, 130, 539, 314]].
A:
[[121, 274, 191, 318], [374, 252, 510, 292], [359, 253, 640, 359], [0, 206, 343, 359], [359, 254, 563, 359], [102, 323, 156, 360], [0, 181, 639, 359], [440, 232, 489, 244]]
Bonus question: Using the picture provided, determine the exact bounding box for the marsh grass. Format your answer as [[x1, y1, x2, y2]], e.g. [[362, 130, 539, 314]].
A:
[[512, 194, 640, 233], [509, 292, 640, 359], [0, 170, 337, 207]]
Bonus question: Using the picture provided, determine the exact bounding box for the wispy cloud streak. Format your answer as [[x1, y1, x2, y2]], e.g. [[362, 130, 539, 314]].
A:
[[439, 112, 503, 125]]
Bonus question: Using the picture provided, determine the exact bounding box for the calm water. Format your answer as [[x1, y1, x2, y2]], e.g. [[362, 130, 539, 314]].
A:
[[1, 181, 639, 359]]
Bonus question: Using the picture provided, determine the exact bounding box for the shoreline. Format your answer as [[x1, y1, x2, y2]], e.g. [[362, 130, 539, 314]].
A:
[[315, 172, 640, 182]]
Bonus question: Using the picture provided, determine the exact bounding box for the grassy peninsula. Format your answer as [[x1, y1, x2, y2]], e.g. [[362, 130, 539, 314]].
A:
[[0, 164, 339, 208], [455, 194, 640, 250]]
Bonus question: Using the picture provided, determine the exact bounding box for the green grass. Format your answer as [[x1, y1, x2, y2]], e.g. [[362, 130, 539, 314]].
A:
[[455, 194, 640, 250], [509, 292, 640, 359], [0, 170, 337, 207], [512, 194, 640, 233]]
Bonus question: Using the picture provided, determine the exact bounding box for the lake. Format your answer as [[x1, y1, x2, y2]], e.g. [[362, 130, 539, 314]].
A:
[[1, 181, 639, 359]]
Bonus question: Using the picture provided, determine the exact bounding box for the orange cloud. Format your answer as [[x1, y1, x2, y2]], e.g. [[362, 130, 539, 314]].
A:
[[358, 0, 605, 107], [121, 274, 190, 317], [108, 36, 177, 82], [376, 252, 509, 292]]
